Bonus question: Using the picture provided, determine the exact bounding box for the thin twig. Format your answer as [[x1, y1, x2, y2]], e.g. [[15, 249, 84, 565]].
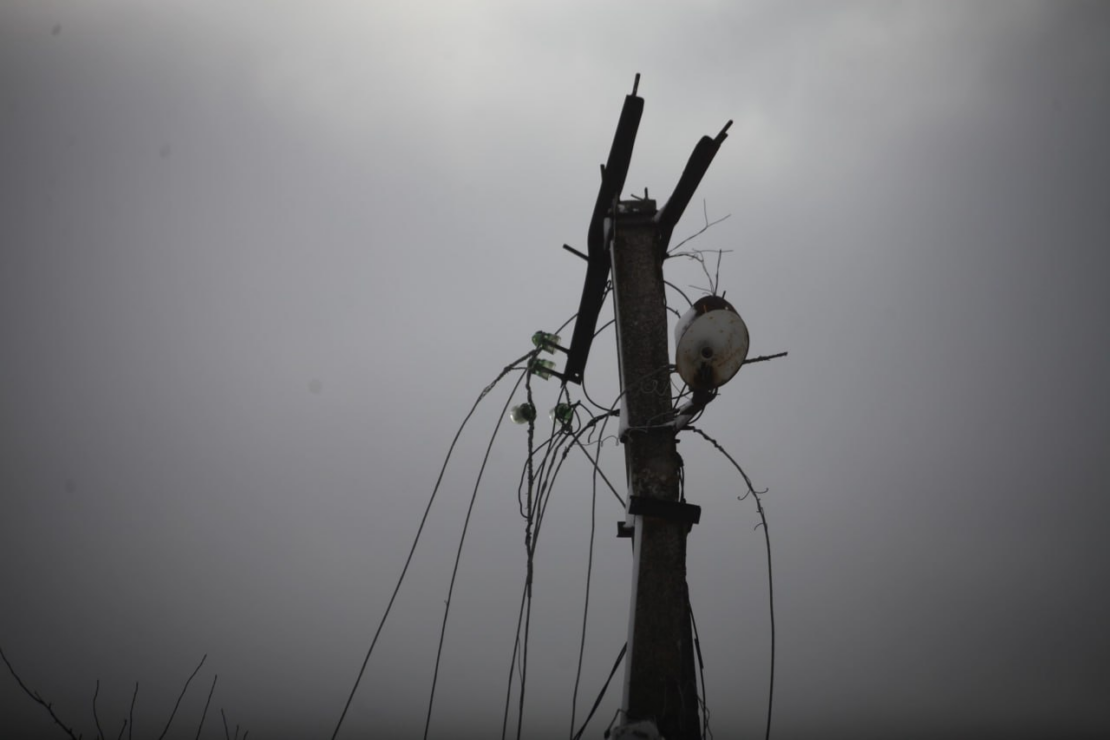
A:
[[713, 250, 724, 296], [666, 201, 731, 255], [670, 246, 731, 294], [116, 718, 128, 740], [221, 708, 231, 740], [664, 280, 694, 307], [665, 199, 737, 295], [673, 248, 733, 296], [129, 682, 138, 740], [93, 679, 105, 740], [0, 646, 82, 740], [745, 351, 788, 365], [156, 654, 207, 740], [195, 674, 218, 740]]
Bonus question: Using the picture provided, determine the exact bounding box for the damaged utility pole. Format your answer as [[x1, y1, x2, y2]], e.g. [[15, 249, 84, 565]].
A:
[[558, 74, 731, 739], [610, 197, 701, 740]]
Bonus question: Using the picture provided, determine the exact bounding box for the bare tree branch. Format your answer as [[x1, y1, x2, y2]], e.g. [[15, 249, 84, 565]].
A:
[[156, 654, 206, 740], [663, 280, 694, 308], [670, 245, 734, 297], [713, 249, 725, 296], [665, 200, 737, 295], [666, 200, 731, 255], [93, 679, 105, 740], [221, 708, 231, 740], [2, 650, 236, 740], [744, 352, 788, 365], [195, 674, 218, 740], [0, 645, 82, 740], [128, 682, 138, 740]]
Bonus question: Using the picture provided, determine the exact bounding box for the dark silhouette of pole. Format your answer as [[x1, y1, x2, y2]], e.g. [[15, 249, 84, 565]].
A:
[[557, 76, 730, 738], [610, 199, 701, 740]]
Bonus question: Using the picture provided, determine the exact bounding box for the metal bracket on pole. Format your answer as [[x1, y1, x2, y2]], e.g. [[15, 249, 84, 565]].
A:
[[627, 496, 701, 525], [654, 120, 732, 244], [617, 496, 701, 538], [561, 74, 644, 385]]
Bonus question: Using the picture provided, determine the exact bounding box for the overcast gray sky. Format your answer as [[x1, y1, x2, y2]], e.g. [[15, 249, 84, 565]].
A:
[[3, 1, 1109, 738]]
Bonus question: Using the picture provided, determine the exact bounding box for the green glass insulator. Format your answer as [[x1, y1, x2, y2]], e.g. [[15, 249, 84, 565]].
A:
[[531, 331, 562, 354], [549, 402, 574, 424], [510, 403, 537, 424], [529, 358, 556, 380]]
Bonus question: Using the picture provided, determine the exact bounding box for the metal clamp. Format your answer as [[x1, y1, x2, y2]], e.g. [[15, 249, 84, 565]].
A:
[[617, 496, 702, 537], [628, 495, 702, 525]]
